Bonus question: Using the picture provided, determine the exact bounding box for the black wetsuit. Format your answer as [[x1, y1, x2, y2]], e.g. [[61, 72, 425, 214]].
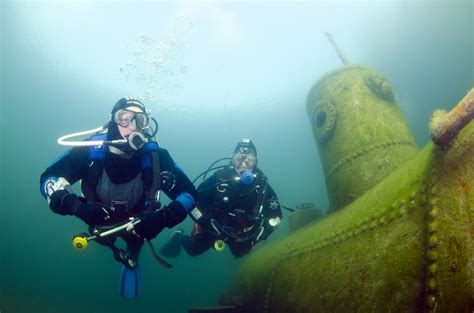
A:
[[180, 166, 282, 257], [40, 143, 197, 261]]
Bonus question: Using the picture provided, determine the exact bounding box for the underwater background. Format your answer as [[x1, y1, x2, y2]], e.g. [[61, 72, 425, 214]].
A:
[[0, 1, 472, 313]]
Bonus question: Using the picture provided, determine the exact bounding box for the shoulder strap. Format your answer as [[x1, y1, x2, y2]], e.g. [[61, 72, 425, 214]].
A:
[[83, 133, 107, 202], [139, 142, 161, 209], [214, 168, 228, 182], [253, 170, 268, 217]]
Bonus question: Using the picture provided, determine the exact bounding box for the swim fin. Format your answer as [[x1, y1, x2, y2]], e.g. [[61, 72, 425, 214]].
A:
[[119, 263, 140, 299]]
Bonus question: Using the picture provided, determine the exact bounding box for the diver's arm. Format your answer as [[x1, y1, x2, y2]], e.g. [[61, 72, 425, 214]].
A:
[[189, 174, 220, 226], [158, 148, 197, 225], [196, 173, 219, 208], [39, 147, 89, 214], [132, 149, 197, 240], [39, 148, 110, 226], [259, 183, 282, 241]]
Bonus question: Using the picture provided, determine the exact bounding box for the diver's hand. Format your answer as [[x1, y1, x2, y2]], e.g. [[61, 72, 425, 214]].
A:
[[49, 189, 74, 215], [130, 211, 166, 240], [67, 195, 110, 226]]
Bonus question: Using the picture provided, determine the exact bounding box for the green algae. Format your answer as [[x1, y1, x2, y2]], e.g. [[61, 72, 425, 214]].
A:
[[306, 65, 418, 211], [226, 119, 474, 313]]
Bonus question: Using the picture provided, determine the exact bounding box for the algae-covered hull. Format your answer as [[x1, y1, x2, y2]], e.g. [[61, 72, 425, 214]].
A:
[[224, 90, 474, 312], [306, 65, 418, 211]]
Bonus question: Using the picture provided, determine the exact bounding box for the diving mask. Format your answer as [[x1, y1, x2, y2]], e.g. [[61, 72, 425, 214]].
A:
[[114, 108, 151, 130], [232, 153, 257, 173]]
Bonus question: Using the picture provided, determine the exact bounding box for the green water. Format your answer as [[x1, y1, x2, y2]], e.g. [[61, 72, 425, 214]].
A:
[[1, 1, 472, 313]]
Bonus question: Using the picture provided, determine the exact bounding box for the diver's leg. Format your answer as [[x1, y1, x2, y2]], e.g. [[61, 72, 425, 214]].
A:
[[119, 234, 143, 299], [228, 240, 253, 258], [122, 233, 144, 268], [180, 231, 216, 256], [88, 226, 127, 263], [159, 228, 185, 258], [160, 222, 215, 257]]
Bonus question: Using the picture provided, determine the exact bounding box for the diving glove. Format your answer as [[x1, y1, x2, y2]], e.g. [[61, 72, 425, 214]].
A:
[[132, 200, 188, 240], [73, 202, 110, 226], [132, 211, 166, 240], [65, 193, 110, 226], [49, 190, 110, 226]]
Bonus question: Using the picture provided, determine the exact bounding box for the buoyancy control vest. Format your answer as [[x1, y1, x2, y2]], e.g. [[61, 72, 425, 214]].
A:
[[82, 133, 162, 213], [194, 167, 269, 241]]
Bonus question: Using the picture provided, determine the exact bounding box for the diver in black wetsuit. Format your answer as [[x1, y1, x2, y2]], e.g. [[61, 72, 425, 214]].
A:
[[39, 97, 197, 298], [160, 139, 282, 258]]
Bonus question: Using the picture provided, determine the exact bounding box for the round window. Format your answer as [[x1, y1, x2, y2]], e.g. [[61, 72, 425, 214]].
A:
[[312, 99, 337, 143], [365, 73, 394, 102]]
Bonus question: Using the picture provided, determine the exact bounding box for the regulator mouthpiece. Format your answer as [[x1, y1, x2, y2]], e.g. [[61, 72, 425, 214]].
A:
[[127, 132, 148, 150], [239, 171, 255, 185]]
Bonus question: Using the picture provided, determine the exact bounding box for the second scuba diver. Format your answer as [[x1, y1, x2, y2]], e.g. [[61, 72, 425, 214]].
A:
[[160, 139, 282, 258], [39, 97, 197, 298]]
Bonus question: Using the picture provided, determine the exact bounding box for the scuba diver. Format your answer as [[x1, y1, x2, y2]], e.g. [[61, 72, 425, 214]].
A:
[[39, 97, 197, 298], [160, 139, 282, 258]]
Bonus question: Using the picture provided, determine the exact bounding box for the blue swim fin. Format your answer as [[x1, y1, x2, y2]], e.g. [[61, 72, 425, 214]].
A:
[[119, 264, 140, 299]]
